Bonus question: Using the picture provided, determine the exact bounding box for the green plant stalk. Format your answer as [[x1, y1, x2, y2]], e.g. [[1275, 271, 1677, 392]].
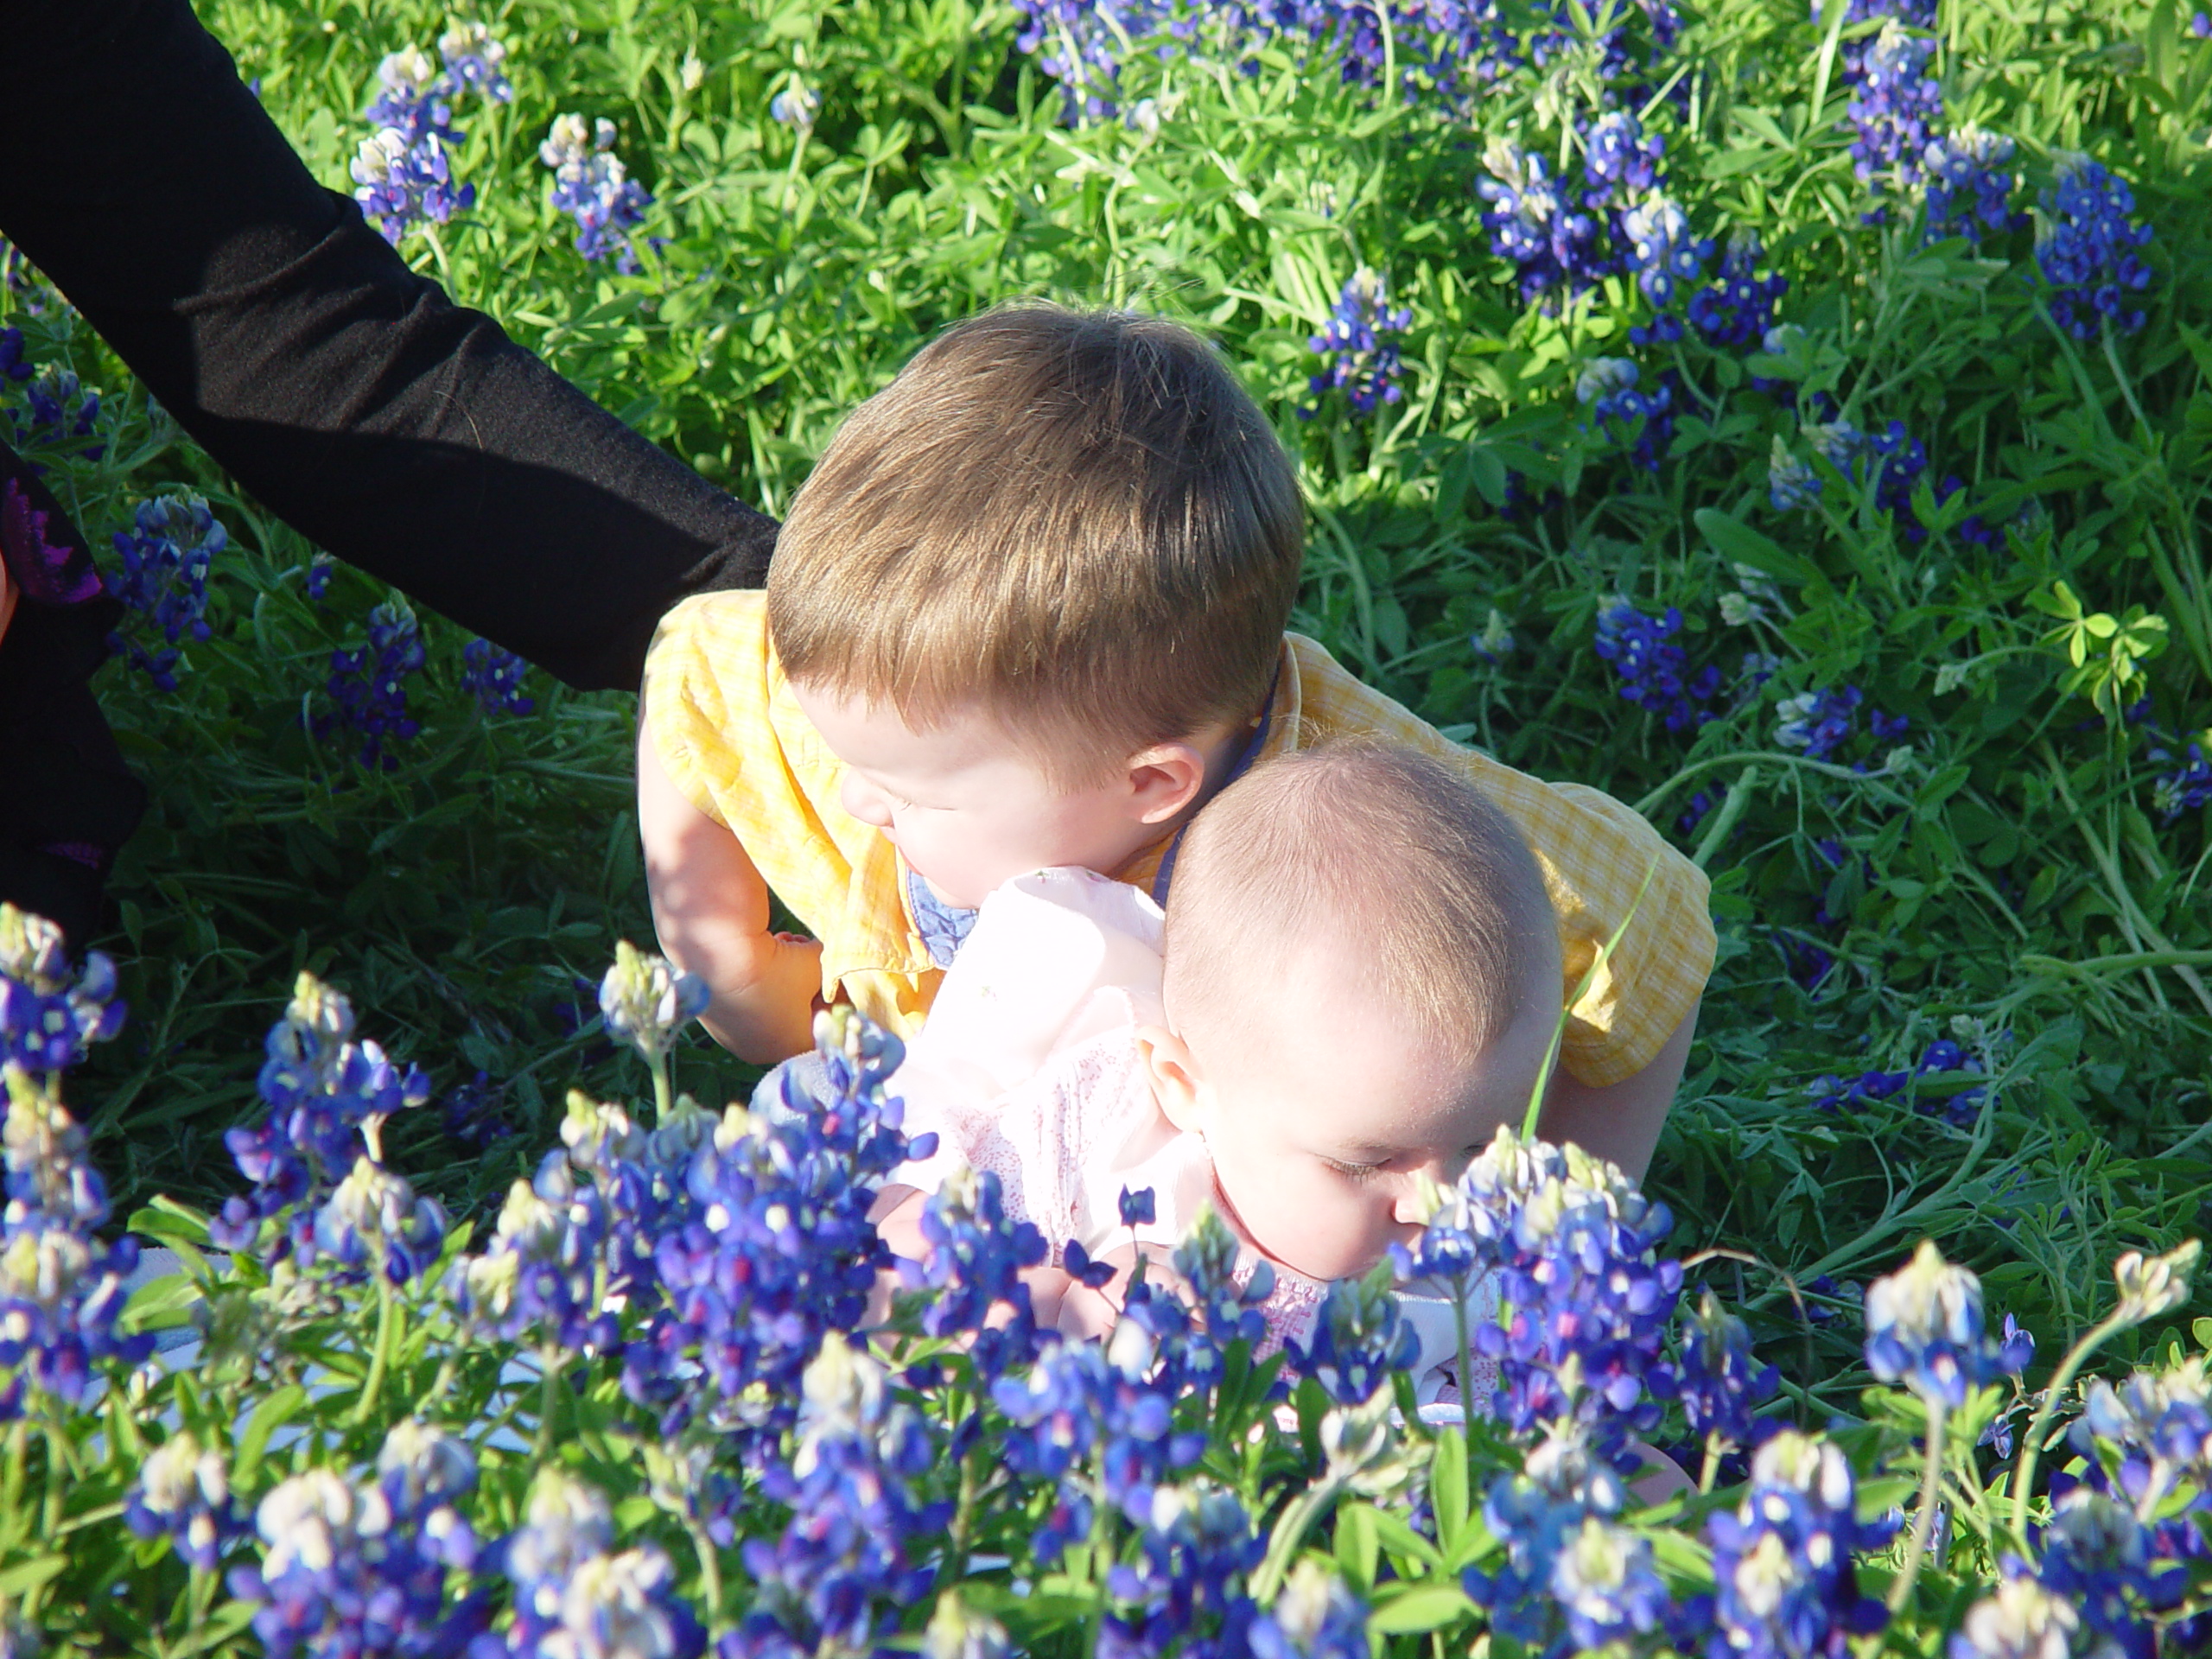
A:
[[1250, 1477, 1343, 1604], [649, 1043, 674, 1127], [2008, 1308, 2128, 1542], [1885, 1398, 1948, 1613], [535, 1349, 568, 1467], [1699, 1432, 1721, 1495], [1523, 855, 1660, 1141], [352, 1269, 397, 1427], [1691, 764, 1761, 870], [683, 1511, 726, 1634]]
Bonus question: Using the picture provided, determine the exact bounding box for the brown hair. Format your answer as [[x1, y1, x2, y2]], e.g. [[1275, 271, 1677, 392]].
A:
[[1161, 743, 1560, 1062], [766, 303, 1303, 780]]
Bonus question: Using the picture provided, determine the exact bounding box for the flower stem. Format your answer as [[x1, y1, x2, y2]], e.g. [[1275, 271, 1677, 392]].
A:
[[1699, 1433, 1721, 1495], [683, 1513, 725, 1633], [2008, 1310, 2124, 1543], [352, 1269, 397, 1427], [534, 1351, 567, 1466], [649, 1045, 674, 1127], [1885, 1399, 1947, 1613]]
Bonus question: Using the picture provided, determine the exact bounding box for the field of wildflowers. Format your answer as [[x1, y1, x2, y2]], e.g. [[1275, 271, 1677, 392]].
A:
[[2, 0, 2211, 1650]]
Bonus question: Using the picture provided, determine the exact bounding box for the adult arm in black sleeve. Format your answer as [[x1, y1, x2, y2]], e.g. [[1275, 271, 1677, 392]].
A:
[[0, 0, 778, 692]]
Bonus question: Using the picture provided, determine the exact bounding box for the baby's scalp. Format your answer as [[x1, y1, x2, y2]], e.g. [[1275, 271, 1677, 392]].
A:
[[764, 303, 1303, 783]]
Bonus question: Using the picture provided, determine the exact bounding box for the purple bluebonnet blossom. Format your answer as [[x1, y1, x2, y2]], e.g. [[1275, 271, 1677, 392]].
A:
[[452, 1142, 620, 1356], [0, 1058, 153, 1407], [1463, 1419, 1636, 1649], [1693, 1429, 1892, 1657], [1809, 1036, 1984, 1123], [1118, 1184, 1156, 1229], [1100, 1478, 1262, 1657], [1863, 1242, 2032, 1410], [1292, 1262, 1417, 1406], [2194, 10, 2211, 36], [1678, 1289, 1779, 1451], [540, 115, 654, 272], [2151, 740, 2211, 820], [228, 1424, 485, 1659], [1249, 1560, 1367, 1659], [352, 127, 474, 246], [623, 1009, 912, 1446], [1774, 682, 1910, 764], [728, 1335, 944, 1659], [0, 905, 124, 1076], [1923, 129, 2023, 245], [365, 47, 454, 142], [1306, 269, 1413, 416], [2037, 156, 2157, 338], [1847, 22, 1942, 192], [316, 600, 426, 771], [125, 1432, 244, 1572], [436, 22, 512, 104], [1009, 0, 1173, 123], [312, 1154, 448, 1287], [0, 328, 29, 384], [1477, 143, 1603, 306], [1769, 438, 1822, 511], [1620, 193, 1711, 307], [105, 493, 226, 690], [1689, 231, 1789, 347], [1575, 358, 1675, 471], [2032, 1486, 2185, 1655], [459, 638, 536, 716], [1593, 601, 1719, 731], [10, 365, 102, 460], [208, 973, 433, 1268], [1947, 1570, 2089, 1659], [441, 1071, 515, 1149], [304, 552, 336, 602], [770, 80, 820, 132], [598, 939, 709, 1070], [893, 1166, 1047, 1355]]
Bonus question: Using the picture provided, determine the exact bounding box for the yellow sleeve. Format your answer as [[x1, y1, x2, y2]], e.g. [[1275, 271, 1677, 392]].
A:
[[639, 591, 754, 830], [1287, 637, 1714, 1088]]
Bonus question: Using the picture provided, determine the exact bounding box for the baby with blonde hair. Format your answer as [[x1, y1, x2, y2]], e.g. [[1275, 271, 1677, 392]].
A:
[[874, 741, 1559, 1367]]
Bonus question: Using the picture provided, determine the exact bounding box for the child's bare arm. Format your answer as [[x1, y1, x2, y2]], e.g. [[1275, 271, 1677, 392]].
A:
[[636, 722, 823, 1064], [1537, 1007, 1697, 1182]]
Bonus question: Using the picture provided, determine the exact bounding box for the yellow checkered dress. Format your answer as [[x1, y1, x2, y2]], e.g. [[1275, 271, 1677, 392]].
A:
[[642, 592, 1714, 1087]]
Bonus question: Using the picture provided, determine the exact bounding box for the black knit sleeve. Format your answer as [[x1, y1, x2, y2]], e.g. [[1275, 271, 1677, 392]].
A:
[[0, 0, 778, 691]]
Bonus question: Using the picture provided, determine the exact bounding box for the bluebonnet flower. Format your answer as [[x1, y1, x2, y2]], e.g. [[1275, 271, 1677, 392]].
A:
[[1292, 1262, 1417, 1405], [225, 1424, 481, 1659], [1477, 143, 1602, 306], [125, 1432, 243, 1572], [10, 365, 102, 459], [316, 600, 426, 770], [729, 1335, 944, 1658], [304, 552, 335, 602], [2035, 1486, 2183, 1653], [453, 1149, 618, 1355], [2195, 10, 2211, 36], [2074, 1355, 2212, 1515], [1678, 1289, 1779, 1449], [924, 1595, 1010, 1659], [895, 1166, 1047, 1366], [482, 1469, 701, 1659], [1097, 1478, 1261, 1656], [1118, 1184, 1156, 1228], [459, 638, 535, 716], [1776, 685, 1864, 760], [365, 47, 452, 141], [1585, 111, 1664, 195], [1463, 1419, 1632, 1649], [0, 328, 28, 384], [1008, 0, 1168, 123], [1249, 1560, 1367, 1659], [436, 22, 512, 104], [352, 127, 474, 245], [1620, 194, 1711, 307], [540, 115, 654, 272], [1549, 1516, 1668, 1651], [209, 973, 432, 1266], [2037, 156, 2157, 338], [1163, 1201, 1277, 1369], [1698, 1428, 1891, 1657], [1769, 438, 1822, 511], [1576, 358, 1676, 470], [1863, 1242, 2031, 1409], [0, 905, 124, 1076], [442, 1070, 515, 1148], [105, 493, 226, 690], [2149, 738, 2211, 820], [770, 80, 820, 132], [1847, 22, 1942, 191], [1593, 601, 1719, 731], [1306, 270, 1413, 416], [1923, 129, 2023, 245], [625, 1010, 912, 1445], [1689, 232, 1789, 347], [0, 1062, 152, 1407], [1947, 1571, 2088, 1659], [313, 1155, 448, 1286], [598, 941, 710, 1069]]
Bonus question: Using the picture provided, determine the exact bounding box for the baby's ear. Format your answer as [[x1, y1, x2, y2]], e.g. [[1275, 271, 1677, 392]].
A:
[[1135, 1024, 1209, 1135]]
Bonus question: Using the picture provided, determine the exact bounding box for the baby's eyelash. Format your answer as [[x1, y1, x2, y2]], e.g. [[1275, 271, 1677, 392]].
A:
[[1324, 1156, 1381, 1180]]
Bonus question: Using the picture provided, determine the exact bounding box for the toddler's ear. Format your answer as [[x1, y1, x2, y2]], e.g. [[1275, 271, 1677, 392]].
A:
[[1135, 1024, 1210, 1135]]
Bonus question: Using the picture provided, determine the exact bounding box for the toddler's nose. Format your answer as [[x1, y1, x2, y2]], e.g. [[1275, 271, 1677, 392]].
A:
[[840, 770, 894, 830]]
